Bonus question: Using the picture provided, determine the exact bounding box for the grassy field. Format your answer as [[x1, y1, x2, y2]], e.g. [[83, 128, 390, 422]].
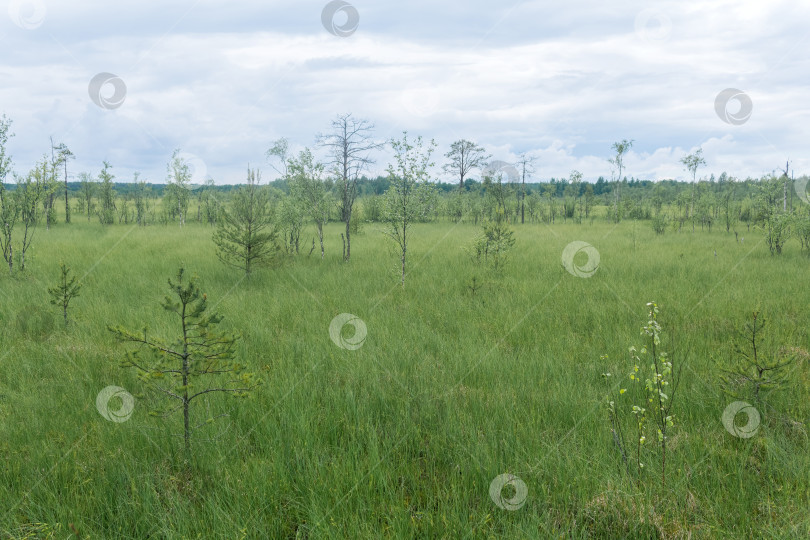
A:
[[1, 216, 808, 538]]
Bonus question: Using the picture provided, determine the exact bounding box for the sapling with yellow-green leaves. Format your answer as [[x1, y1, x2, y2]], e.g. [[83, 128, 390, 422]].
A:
[[602, 302, 680, 487]]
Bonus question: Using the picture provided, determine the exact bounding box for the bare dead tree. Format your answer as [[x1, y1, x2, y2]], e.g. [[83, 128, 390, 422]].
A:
[[779, 160, 790, 212], [515, 154, 537, 224], [317, 113, 382, 262]]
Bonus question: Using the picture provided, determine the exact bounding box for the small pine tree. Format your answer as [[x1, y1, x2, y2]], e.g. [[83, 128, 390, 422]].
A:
[[108, 267, 260, 464], [47, 262, 81, 327], [468, 208, 515, 270], [719, 311, 794, 405], [97, 161, 116, 225], [213, 167, 279, 274]]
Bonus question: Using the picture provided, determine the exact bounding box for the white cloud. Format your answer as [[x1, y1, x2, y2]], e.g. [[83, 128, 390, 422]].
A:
[[1, 0, 808, 183]]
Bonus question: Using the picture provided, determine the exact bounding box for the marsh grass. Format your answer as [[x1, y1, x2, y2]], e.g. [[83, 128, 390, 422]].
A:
[[0, 216, 808, 538]]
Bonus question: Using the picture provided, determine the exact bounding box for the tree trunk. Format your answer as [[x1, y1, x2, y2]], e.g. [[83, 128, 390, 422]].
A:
[[65, 172, 70, 224], [344, 217, 351, 262], [183, 397, 190, 465], [182, 303, 191, 465], [318, 224, 324, 259], [520, 181, 525, 224], [400, 226, 406, 287]]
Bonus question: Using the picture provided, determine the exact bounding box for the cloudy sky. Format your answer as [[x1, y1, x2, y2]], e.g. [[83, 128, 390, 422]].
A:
[[1, 0, 808, 184]]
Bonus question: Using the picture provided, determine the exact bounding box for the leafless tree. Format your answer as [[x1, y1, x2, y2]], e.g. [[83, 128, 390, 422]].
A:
[[317, 113, 382, 261], [514, 154, 537, 224], [779, 160, 791, 212]]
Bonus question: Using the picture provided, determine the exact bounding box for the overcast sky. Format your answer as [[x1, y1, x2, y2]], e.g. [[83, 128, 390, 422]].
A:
[[1, 0, 808, 184]]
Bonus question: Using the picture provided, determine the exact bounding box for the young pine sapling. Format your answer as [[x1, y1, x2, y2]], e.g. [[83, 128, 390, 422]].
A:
[[719, 311, 794, 406], [108, 267, 260, 465], [47, 262, 81, 327]]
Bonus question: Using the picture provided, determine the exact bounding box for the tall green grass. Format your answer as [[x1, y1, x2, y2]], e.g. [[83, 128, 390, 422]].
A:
[[0, 217, 808, 538]]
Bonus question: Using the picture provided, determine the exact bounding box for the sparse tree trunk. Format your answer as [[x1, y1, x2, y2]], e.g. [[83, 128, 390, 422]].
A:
[[64, 159, 70, 224], [345, 219, 351, 261], [318, 224, 325, 259], [317, 114, 382, 262]]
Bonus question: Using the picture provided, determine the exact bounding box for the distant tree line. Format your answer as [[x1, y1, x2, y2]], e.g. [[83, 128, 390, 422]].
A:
[[2, 111, 809, 280]]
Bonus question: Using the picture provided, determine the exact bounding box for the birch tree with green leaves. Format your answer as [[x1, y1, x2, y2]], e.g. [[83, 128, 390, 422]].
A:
[[383, 132, 437, 287], [287, 148, 332, 259], [443, 139, 489, 191], [17, 159, 48, 270], [0, 115, 17, 272], [166, 150, 192, 227], [97, 161, 116, 225]]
